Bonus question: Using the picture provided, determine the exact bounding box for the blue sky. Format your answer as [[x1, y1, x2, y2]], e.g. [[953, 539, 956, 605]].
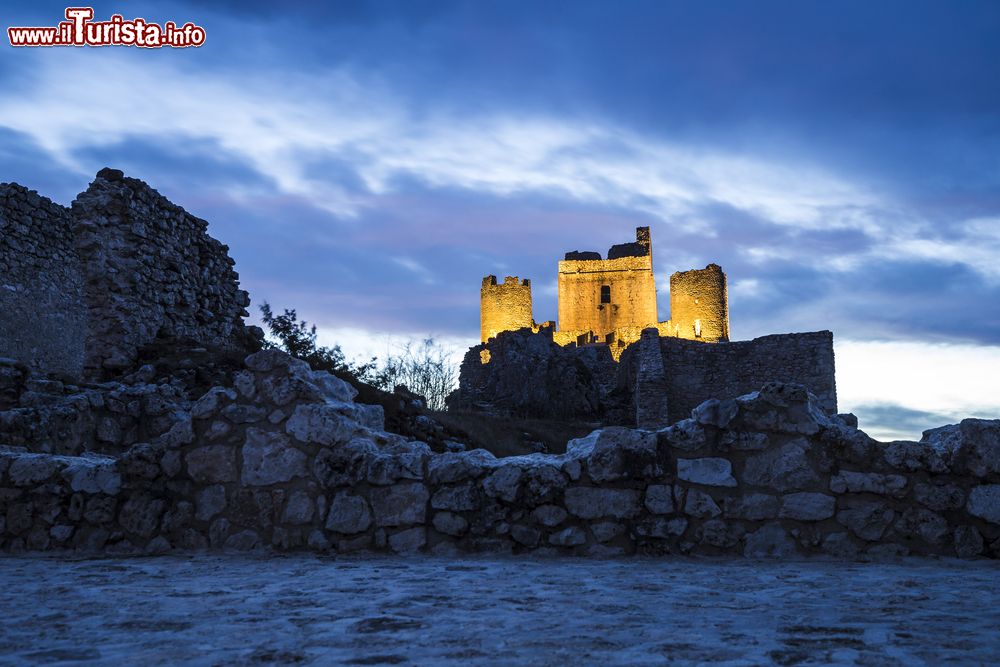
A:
[[2, 1, 999, 438]]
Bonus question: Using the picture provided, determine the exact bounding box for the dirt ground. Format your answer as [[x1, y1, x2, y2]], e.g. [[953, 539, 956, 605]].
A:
[[1, 554, 997, 665]]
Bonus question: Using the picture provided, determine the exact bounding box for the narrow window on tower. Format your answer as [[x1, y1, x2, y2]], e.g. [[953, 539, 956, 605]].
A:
[[600, 285, 611, 304]]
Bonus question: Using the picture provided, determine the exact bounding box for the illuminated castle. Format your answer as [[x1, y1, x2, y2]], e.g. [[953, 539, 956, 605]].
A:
[[480, 227, 729, 358]]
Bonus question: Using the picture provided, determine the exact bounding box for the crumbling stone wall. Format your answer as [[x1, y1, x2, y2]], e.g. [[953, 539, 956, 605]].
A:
[[480, 276, 534, 343], [454, 328, 837, 427], [0, 170, 252, 381], [0, 363, 189, 458], [72, 169, 251, 377], [634, 328, 669, 429], [0, 184, 87, 378], [656, 331, 837, 423], [448, 329, 619, 420], [1, 352, 996, 559]]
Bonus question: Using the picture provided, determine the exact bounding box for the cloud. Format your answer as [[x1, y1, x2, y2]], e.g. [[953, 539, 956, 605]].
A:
[[0, 52, 875, 223], [849, 403, 961, 443], [3, 50, 994, 285], [836, 339, 1000, 440]]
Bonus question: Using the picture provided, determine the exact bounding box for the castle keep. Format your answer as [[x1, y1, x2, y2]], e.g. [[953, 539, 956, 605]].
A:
[[481, 227, 730, 358]]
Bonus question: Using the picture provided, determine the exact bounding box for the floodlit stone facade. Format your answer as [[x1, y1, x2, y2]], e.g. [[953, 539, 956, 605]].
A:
[[665, 263, 729, 343], [480, 226, 730, 359], [480, 276, 536, 343]]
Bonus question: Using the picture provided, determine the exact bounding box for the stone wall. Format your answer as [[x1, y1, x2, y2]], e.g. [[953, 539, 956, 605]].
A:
[[633, 328, 669, 429], [0, 361, 190, 458], [0, 184, 87, 379], [72, 169, 251, 377], [453, 329, 837, 427], [0, 170, 252, 381], [1, 352, 997, 559], [657, 331, 837, 423], [480, 276, 533, 343], [448, 329, 620, 421]]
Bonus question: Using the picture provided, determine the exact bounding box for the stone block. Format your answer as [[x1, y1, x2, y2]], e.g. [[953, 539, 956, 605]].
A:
[[564, 487, 641, 520], [186, 446, 236, 484], [370, 483, 429, 527], [241, 428, 307, 486], [779, 493, 835, 521], [677, 458, 737, 487], [325, 492, 372, 534], [743, 439, 818, 492]]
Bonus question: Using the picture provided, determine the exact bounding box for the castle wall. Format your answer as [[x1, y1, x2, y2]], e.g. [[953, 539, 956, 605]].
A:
[[481, 276, 533, 342], [667, 264, 729, 342], [659, 331, 837, 423], [0, 184, 87, 378], [72, 169, 250, 378]]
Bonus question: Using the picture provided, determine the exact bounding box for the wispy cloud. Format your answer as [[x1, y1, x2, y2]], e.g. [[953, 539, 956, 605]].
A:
[[0, 54, 881, 228], [5, 51, 995, 296]]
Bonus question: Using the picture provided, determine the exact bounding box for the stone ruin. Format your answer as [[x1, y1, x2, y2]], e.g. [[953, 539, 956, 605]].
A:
[[447, 327, 837, 428], [0, 168, 255, 381], [479, 227, 731, 357], [460, 226, 837, 428], [1, 351, 998, 558], [0, 171, 997, 558]]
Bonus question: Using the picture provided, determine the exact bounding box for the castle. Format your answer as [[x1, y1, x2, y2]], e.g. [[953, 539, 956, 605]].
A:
[[481, 227, 730, 358], [458, 225, 838, 426]]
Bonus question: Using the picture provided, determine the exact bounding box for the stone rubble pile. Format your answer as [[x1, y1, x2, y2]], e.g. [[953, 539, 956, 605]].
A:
[[0, 357, 189, 457], [1, 350, 997, 559]]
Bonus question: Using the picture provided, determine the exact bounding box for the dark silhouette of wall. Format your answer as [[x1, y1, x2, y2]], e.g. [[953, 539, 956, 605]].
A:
[[0, 169, 251, 380], [0, 183, 87, 378]]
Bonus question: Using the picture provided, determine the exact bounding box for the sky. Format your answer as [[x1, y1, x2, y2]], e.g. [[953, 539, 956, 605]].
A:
[[2, 1, 999, 440]]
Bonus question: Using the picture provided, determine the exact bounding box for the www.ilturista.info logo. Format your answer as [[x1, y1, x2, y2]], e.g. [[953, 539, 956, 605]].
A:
[[8, 7, 206, 48]]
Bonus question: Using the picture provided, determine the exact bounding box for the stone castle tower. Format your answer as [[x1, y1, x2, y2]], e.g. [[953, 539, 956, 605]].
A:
[[667, 263, 729, 342], [554, 226, 659, 349], [480, 275, 533, 343], [480, 226, 729, 358]]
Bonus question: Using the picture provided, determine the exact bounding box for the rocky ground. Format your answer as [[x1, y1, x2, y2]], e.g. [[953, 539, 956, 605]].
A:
[[0, 555, 996, 666]]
